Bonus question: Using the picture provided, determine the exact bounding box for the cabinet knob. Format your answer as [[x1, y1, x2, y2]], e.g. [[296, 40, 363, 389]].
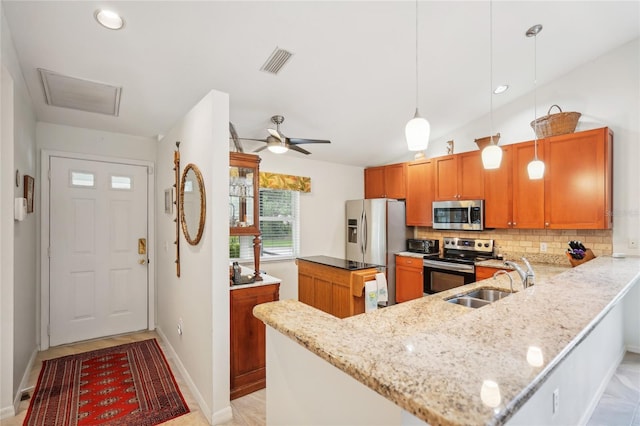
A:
[[507, 222, 512, 226], [545, 222, 550, 227], [513, 222, 517, 227]]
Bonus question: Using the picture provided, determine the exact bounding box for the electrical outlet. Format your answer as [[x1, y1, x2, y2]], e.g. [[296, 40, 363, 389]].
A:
[[177, 317, 183, 336], [540, 242, 548, 252], [629, 239, 638, 250], [552, 388, 560, 414]]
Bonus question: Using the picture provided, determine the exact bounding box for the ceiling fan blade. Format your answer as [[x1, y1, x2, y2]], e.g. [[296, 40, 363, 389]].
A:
[[267, 128, 284, 141], [235, 137, 268, 142], [288, 138, 331, 145], [288, 145, 312, 155], [253, 145, 268, 153]]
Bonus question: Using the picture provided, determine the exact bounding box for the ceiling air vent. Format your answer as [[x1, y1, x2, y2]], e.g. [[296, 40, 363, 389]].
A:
[[38, 68, 122, 116], [260, 47, 293, 75]]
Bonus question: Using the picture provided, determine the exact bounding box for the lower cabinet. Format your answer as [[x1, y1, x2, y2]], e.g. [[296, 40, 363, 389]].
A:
[[230, 283, 280, 400], [395, 255, 423, 303], [475, 265, 510, 282]]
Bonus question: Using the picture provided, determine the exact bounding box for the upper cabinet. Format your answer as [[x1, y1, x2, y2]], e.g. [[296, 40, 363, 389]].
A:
[[544, 127, 612, 229], [484, 127, 612, 230], [230, 152, 260, 236], [364, 163, 406, 199], [406, 159, 434, 226], [434, 151, 484, 201]]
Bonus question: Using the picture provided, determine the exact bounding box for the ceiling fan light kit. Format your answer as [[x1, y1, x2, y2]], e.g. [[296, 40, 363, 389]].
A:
[[245, 115, 330, 155]]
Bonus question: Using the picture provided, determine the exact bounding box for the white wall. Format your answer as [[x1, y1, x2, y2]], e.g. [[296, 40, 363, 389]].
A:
[[1, 7, 38, 417], [623, 280, 640, 352], [156, 90, 230, 424], [249, 152, 363, 300], [422, 38, 639, 256]]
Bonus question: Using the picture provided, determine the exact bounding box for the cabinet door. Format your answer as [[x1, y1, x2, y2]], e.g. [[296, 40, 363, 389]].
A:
[[384, 163, 407, 199], [458, 151, 484, 199], [406, 160, 434, 226], [364, 167, 386, 199], [475, 265, 509, 281], [544, 128, 612, 229], [395, 256, 423, 303], [484, 146, 513, 228], [512, 141, 545, 228], [434, 155, 458, 200], [230, 284, 280, 399]]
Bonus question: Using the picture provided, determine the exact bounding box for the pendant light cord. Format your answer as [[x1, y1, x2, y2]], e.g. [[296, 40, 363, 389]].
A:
[[414, 0, 419, 113], [489, 0, 494, 143], [533, 30, 539, 158]]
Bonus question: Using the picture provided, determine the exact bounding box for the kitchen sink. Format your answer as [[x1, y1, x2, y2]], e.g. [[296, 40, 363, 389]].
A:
[[465, 288, 512, 302], [447, 297, 491, 308], [445, 287, 513, 308]]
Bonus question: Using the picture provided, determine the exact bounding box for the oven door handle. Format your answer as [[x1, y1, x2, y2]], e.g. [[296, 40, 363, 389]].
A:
[[423, 259, 474, 273]]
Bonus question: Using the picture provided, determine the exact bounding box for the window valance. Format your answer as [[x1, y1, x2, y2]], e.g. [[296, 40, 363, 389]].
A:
[[259, 172, 311, 193]]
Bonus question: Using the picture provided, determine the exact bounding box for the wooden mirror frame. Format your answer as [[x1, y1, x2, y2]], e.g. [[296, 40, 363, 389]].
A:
[[180, 163, 206, 245]]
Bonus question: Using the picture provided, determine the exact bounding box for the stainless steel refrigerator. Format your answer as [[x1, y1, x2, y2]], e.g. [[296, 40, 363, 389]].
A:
[[345, 199, 410, 305]]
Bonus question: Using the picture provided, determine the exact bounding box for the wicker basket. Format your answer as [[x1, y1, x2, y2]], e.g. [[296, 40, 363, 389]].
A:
[[530, 104, 581, 138], [474, 133, 500, 150]]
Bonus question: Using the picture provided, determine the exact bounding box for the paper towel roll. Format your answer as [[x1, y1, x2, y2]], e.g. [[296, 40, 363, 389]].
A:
[[365, 280, 378, 313]]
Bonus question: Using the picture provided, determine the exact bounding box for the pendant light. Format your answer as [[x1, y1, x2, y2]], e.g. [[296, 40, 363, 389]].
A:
[[481, 0, 502, 170], [526, 24, 545, 180], [405, 0, 430, 156]]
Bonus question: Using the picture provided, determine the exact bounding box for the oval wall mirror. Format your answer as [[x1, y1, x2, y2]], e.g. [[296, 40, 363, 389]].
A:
[[180, 163, 206, 245]]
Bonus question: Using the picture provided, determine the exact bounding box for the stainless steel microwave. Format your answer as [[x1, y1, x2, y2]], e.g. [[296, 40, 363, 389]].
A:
[[432, 200, 484, 231]]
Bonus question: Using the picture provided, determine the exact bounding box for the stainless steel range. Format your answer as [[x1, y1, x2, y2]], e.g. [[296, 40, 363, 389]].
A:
[[423, 237, 494, 294]]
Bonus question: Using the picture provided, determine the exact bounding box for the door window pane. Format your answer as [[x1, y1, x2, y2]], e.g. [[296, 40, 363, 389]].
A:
[[111, 175, 132, 190], [70, 171, 95, 187]]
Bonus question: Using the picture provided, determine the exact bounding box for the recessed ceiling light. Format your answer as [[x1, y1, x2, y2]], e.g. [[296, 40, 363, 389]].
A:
[[493, 84, 509, 94], [94, 9, 124, 30]]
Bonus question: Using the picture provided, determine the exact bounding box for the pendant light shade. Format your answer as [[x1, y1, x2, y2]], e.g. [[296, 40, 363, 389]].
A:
[[482, 0, 502, 170], [527, 158, 545, 179], [406, 109, 430, 151], [406, 0, 429, 153], [482, 143, 503, 169]]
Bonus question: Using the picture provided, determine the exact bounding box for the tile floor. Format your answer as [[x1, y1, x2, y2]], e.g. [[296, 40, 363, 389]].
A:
[[587, 352, 640, 426], [2, 331, 636, 426]]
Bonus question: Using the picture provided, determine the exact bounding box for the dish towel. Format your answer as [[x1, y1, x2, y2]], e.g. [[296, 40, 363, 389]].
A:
[[365, 280, 378, 312], [375, 272, 388, 304]]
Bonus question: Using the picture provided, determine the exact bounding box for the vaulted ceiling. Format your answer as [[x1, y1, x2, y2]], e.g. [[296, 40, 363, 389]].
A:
[[3, 1, 639, 166]]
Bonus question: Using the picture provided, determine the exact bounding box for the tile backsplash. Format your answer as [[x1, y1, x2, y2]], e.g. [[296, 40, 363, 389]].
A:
[[415, 228, 612, 265]]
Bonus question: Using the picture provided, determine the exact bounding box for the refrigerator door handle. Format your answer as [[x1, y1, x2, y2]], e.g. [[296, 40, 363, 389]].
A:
[[362, 210, 368, 256]]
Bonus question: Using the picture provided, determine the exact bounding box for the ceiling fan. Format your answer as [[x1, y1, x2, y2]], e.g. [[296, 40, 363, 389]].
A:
[[244, 115, 331, 155]]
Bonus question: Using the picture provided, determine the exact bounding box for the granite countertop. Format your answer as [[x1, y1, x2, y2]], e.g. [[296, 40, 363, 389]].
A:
[[396, 251, 428, 259], [254, 256, 640, 425], [229, 265, 281, 290], [297, 255, 382, 271]]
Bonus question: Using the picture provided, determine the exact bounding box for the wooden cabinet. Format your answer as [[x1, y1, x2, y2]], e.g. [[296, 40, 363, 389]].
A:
[[434, 151, 484, 200], [297, 259, 378, 318], [364, 163, 406, 199], [484, 145, 513, 229], [230, 283, 280, 400], [483, 127, 612, 230], [475, 265, 510, 281], [406, 159, 434, 226], [544, 127, 612, 229], [395, 255, 423, 303], [230, 152, 262, 279]]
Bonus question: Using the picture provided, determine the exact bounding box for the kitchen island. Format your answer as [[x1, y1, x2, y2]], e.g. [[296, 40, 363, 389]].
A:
[[254, 256, 640, 425], [296, 256, 381, 318]]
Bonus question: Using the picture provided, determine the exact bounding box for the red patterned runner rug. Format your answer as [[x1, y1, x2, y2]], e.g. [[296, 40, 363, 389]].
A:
[[23, 339, 189, 426]]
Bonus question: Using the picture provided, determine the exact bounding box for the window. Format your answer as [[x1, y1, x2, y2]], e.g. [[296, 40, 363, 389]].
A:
[[110, 175, 132, 190], [230, 188, 299, 262], [70, 171, 95, 187]]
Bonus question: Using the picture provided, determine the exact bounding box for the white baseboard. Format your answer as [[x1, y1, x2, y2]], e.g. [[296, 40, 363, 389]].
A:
[[578, 346, 626, 426], [212, 406, 233, 425], [626, 345, 640, 354], [13, 347, 38, 414], [155, 326, 212, 425], [0, 405, 15, 420]]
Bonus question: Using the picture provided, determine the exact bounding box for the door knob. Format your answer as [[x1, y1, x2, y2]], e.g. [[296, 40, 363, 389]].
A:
[[138, 259, 146, 265]]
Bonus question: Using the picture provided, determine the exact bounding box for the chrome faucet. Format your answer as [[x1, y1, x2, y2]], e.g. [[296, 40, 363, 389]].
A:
[[493, 270, 515, 293], [504, 257, 535, 289]]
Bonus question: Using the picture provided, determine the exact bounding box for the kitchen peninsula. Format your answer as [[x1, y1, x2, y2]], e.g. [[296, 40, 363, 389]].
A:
[[254, 256, 640, 425], [297, 256, 381, 318]]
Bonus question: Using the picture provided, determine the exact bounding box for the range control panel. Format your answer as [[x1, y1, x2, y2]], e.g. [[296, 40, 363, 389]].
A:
[[442, 237, 494, 254]]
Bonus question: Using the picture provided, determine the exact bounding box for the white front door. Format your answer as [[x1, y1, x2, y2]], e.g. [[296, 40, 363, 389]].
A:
[[49, 156, 149, 346]]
